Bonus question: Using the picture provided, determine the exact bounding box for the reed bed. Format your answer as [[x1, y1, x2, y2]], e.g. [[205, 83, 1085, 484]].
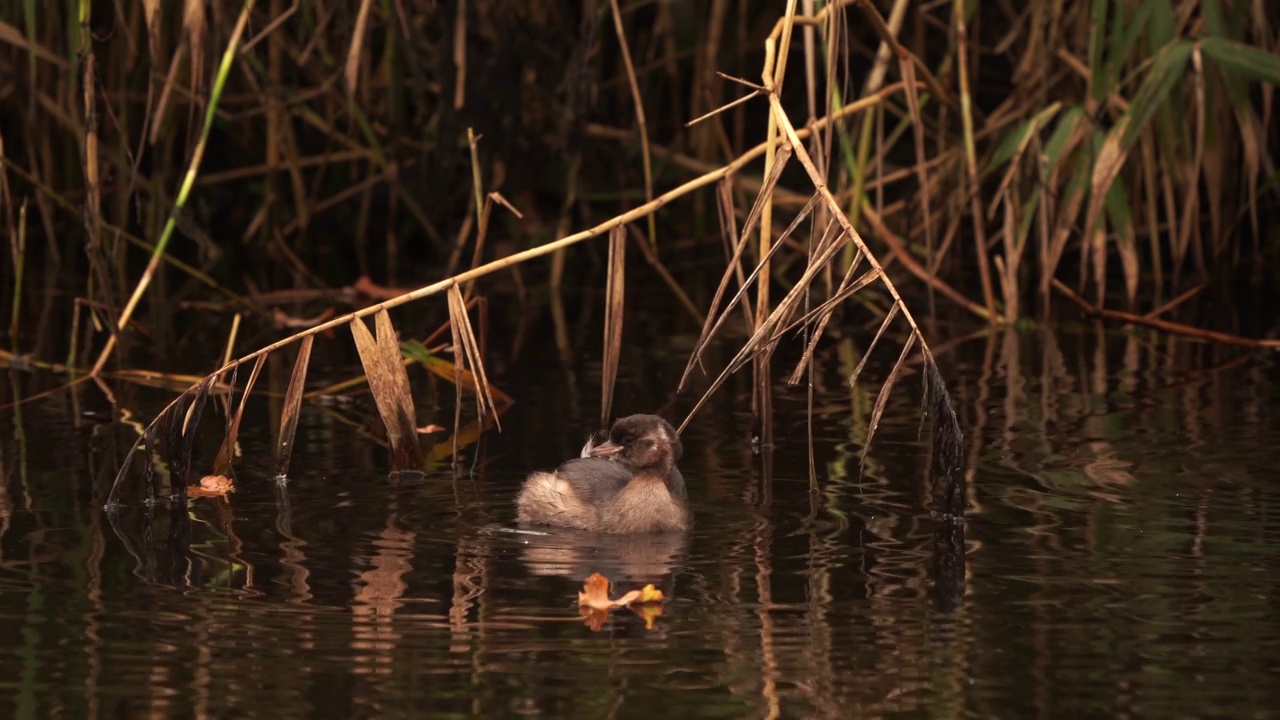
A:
[[0, 1, 1277, 495]]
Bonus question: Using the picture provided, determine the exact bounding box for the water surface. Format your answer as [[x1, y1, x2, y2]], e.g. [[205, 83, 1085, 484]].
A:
[[2, 322, 1278, 719]]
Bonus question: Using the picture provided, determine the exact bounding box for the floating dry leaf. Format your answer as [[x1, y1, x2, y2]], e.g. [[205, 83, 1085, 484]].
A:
[[578, 572, 616, 609], [576, 572, 666, 629], [187, 474, 233, 498], [577, 573, 667, 630]]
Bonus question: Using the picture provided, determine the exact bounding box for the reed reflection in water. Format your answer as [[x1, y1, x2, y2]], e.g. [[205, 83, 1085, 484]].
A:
[[2, 324, 1279, 718]]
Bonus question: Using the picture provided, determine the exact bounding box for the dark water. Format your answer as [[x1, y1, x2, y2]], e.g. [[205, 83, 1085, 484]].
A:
[[3, 318, 1280, 719]]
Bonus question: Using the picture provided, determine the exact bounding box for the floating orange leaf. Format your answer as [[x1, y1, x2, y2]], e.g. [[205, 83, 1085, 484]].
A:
[[576, 572, 666, 630], [578, 572, 616, 609], [187, 474, 233, 498]]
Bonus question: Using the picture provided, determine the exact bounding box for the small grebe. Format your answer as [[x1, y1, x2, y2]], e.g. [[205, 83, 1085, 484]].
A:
[[516, 414, 689, 534]]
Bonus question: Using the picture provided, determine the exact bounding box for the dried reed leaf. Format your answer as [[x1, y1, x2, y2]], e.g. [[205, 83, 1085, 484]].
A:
[[1043, 166, 1089, 295], [680, 198, 857, 432], [714, 179, 755, 332], [0, 20, 67, 69], [183, 0, 206, 92], [987, 103, 1062, 219], [1176, 47, 1206, 276], [786, 266, 881, 341], [1104, 183, 1139, 308], [274, 335, 314, 479], [680, 235, 843, 433], [213, 353, 266, 476], [1203, 35, 1274, 237], [861, 327, 916, 467], [214, 365, 238, 473], [109, 369, 234, 393], [1082, 119, 1129, 265], [171, 376, 213, 493], [149, 43, 185, 146], [628, 225, 704, 325], [679, 184, 811, 392], [684, 141, 794, 368], [448, 285, 500, 432], [143, 423, 159, 504], [141, 0, 161, 62], [420, 355, 512, 407], [350, 310, 424, 472], [1082, 41, 1194, 265], [346, 0, 375, 99], [787, 253, 881, 385], [899, 56, 934, 257], [601, 225, 626, 426], [849, 301, 900, 391], [425, 413, 502, 465]]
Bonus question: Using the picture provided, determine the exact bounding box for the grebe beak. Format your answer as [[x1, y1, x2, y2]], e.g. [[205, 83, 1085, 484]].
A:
[[586, 440, 625, 458]]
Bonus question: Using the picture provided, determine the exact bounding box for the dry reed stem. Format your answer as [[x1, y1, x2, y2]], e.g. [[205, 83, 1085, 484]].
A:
[[851, 0, 958, 113], [1144, 285, 1203, 320], [786, 254, 880, 385], [79, 7, 101, 266], [679, 214, 848, 432], [898, 57, 934, 271], [452, 0, 467, 109], [0, 20, 68, 69], [135, 87, 919, 398], [713, 179, 758, 332], [184, 0, 207, 93], [953, 0, 997, 319], [679, 148, 799, 390], [763, 90, 956, 424], [1053, 279, 1280, 349], [173, 376, 214, 493], [859, 201, 993, 320], [627, 225, 705, 325], [609, 0, 656, 248], [346, 0, 374, 99], [92, 1, 257, 376], [104, 76, 940, 494]]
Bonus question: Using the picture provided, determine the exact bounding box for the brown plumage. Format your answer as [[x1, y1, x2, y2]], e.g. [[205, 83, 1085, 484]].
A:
[[516, 414, 689, 534]]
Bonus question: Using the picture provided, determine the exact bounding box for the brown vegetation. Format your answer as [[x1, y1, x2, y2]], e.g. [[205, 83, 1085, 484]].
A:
[[0, 1, 1276, 492]]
